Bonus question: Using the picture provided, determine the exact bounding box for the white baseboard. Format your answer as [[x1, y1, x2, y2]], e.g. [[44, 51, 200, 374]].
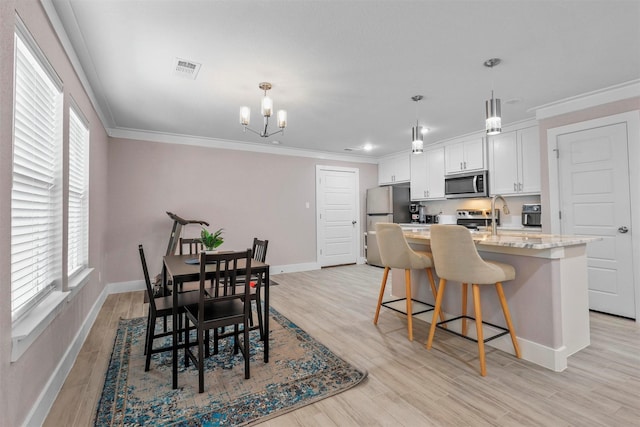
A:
[[414, 310, 571, 372], [25, 280, 145, 427], [269, 262, 321, 275], [24, 287, 108, 426]]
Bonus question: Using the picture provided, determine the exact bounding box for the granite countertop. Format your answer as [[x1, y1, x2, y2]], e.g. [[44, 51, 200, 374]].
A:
[[401, 229, 599, 250]]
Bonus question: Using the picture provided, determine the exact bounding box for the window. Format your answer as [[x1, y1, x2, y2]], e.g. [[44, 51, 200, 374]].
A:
[[11, 20, 63, 322], [68, 104, 89, 278]]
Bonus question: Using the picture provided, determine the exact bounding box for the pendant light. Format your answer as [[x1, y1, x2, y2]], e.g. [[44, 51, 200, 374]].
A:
[[484, 58, 502, 136], [411, 95, 424, 154]]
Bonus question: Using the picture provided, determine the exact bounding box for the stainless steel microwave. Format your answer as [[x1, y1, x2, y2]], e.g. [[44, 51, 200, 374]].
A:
[[444, 171, 489, 199]]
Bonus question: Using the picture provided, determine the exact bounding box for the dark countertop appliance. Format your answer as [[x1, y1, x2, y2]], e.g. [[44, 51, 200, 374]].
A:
[[456, 209, 499, 230], [522, 204, 542, 227]]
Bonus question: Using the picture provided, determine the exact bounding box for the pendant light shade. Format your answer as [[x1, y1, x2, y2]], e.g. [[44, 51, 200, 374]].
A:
[[411, 95, 424, 154], [483, 58, 502, 136], [412, 125, 424, 154], [485, 91, 501, 135]]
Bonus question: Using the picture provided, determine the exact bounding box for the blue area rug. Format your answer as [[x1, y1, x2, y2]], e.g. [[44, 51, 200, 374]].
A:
[[95, 307, 367, 426]]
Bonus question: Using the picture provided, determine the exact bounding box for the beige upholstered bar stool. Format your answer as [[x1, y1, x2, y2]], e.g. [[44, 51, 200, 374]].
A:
[[426, 224, 521, 376], [373, 223, 444, 341]]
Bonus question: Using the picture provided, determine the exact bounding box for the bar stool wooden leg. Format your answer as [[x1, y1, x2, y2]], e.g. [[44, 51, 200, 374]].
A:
[[426, 268, 446, 325], [461, 282, 468, 336], [426, 278, 447, 349], [405, 269, 414, 341], [495, 282, 522, 358], [373, 267, 390, 325], [472, 284, 487, 376]]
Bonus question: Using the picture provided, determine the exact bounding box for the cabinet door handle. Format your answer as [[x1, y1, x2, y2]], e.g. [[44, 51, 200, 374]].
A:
[[519, 183, 523, 191], [460, 162, 463, 170], [513, 182, 517, 191], [464, 161, 467, 169]]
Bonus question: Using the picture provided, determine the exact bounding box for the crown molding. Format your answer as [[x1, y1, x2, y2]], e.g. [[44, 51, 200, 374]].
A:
[[532, 79, 640, 120], [107, 128, 379, 164]]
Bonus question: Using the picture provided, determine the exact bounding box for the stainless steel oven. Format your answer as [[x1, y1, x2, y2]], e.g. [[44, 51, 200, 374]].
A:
[[444, 171, 489, 199]]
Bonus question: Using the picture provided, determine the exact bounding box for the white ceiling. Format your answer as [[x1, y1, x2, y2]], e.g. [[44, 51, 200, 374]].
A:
[[48, 0, 640, 158]]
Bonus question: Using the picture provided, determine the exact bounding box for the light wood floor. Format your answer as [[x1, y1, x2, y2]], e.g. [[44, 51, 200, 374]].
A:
[[45, 264, 640, 426]]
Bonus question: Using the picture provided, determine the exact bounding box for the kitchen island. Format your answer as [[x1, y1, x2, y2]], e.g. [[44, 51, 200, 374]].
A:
[[382, 228, 598, 371]]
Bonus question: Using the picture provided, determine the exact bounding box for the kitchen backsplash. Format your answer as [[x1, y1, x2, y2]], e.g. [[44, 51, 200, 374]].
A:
[[416, 194, 541, 220]]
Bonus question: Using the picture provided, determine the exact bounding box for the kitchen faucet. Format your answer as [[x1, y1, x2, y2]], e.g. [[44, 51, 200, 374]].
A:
[[491, 195, 510, 236]]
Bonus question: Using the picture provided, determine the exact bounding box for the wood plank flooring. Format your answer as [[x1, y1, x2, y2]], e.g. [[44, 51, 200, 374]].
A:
[[44, 264, 640, 426]]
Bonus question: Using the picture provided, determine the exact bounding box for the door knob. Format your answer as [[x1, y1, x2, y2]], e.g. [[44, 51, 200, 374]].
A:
[[618, 226, 629, 233]]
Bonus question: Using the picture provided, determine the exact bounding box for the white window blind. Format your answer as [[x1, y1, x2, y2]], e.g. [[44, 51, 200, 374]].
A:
[[11, 23, 63, 322], [68, 105, 89, 278]]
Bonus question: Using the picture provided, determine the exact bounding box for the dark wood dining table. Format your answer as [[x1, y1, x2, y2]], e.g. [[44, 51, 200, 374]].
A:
[[162, 253, 270, 389]]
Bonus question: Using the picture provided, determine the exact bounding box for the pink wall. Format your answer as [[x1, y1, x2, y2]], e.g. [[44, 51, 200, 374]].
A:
[[0, 1, 110, 425], [106, 138, 378, 283]]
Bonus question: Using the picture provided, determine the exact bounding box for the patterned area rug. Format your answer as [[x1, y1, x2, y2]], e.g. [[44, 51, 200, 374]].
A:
[[95, 308, 367, 426]]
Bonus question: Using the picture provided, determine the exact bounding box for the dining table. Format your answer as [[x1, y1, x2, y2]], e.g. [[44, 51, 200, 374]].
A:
[[162, 253, 270, 389]]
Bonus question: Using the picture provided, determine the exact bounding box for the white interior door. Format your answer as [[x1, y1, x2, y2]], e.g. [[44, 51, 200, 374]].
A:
[[557, 122, 635, 318], [316, 166, 359, 267]]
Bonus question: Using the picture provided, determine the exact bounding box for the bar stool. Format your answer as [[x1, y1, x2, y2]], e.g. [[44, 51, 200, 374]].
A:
[[373, 223, 444, 341], [426, 224, 521, 376]]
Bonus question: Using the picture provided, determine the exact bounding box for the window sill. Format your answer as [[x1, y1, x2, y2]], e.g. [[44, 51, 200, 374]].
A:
[[11, 268, 94, 362]]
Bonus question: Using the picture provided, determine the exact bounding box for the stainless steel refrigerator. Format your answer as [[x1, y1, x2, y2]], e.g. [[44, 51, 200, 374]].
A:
[[365, 186, 410, 267]]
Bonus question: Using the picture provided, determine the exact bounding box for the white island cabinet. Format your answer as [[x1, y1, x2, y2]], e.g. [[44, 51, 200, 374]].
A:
[[383, 229, 598, 372], [410, 147, 445, 200], [489, 125, 541, 195]]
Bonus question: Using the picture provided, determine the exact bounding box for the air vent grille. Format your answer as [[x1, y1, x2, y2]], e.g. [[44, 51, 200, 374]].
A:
[[173, 58, 201, 80]]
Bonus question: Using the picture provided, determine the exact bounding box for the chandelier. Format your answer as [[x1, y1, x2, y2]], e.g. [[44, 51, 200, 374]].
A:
[[239, 82, 287, 138]]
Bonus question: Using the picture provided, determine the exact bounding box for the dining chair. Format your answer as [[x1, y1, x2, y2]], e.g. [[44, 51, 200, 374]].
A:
[[373, 223, 444, 341], [237, 238, 269, 338], [138, 244, 200, 371], [184, 249, 253, 393], [426, 225, 521, 376], [177, 237, 204, 293]]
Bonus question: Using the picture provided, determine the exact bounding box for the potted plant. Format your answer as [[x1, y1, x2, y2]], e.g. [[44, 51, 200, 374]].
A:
[[201, 227, 224, 251]]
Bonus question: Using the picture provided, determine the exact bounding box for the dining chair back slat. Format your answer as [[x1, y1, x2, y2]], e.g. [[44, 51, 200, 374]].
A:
[[179, 237, 203, 255]]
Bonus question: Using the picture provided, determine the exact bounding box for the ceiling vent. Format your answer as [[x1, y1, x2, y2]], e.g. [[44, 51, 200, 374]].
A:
[[173, 58, 201, 80]]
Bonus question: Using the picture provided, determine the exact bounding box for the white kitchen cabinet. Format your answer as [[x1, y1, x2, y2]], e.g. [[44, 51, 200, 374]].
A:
[[378, 152, 410, 185], [444, 137, 485, 174], [489, 126, 540, 195], [410, 147, 445, 200]]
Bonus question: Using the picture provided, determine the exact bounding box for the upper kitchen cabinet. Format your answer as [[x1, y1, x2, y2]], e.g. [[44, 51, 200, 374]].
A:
[[444, 136, 485, 174], [410, 147, 445, 200], [378, 152, 410, 185], [489, 125, 541, 195]]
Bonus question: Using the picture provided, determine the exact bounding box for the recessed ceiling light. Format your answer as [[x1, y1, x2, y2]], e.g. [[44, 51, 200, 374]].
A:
[[271, 140, 281, 145], [421, 128, 430, 134], [363, 143, 373, 151]]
